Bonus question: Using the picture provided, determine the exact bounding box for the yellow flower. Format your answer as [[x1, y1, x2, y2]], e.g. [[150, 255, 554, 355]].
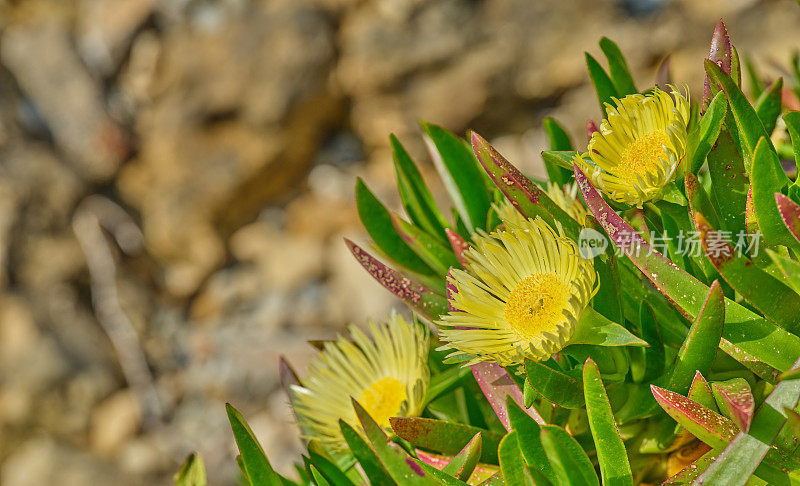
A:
[[546, 182, 588, 225], [290, 313, 429, 451], [574, 87, 690, 206], [438, 204, 597, 366]]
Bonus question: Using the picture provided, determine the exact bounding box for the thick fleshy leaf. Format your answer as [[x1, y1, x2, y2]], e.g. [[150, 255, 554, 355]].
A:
[[423, 123, 491, 232], [685, 171, 721, 238], [471, 133, 581, 240], [599, 37, 637, 96], [472, 361, 544, 430], [754, 78, 783, 135], [356, 178, 436, 275], [392, 214, 460, 275], [507, 399, 557, 483], [498, 431, 527, 486], [666, 280, 724, 395], [662, 447, 720, 485], [783, 111, 800, 175], [391, 134, 450, 242], [650, 386, 739, 449], [175, 453, 207, 486], [524, 359, 584, 409], [346, 239, 446, 320], [442, 433, 482, 482], [540, 425, 600, 486], [583, 358, 633, 486], [542, 117, 574, 185], [694, 213, 800, 333], [704, 59, 772, 160], [708, 129, 748, 235], [389, 417, 502, 464], [703, 20, 732, 109], [766, 249, 800, 295], [353, 399, 441, 485], [568, 306, 648, 347], [574, 164, 800, 373], [339, 420, 394, 485], [639, 301, 665, 382], [226, 404, 284, 486], [586, 53, 618, 117], [776, 193, 800, 245], [687, 92, 727, 173], [307, 451, 357, 486], [711, 378, 755, 432], [696, 358, 800, 486], [751, 137, 796, 249], [415, 451, 497, 484], [687, 372, 717, 412], [445, 229, 470, 268]]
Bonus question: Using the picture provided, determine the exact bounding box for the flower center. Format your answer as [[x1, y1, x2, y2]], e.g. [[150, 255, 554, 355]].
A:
[[504, 273, 569, 341], [616, 130, 670, 184], [359, 376, 406, 427]]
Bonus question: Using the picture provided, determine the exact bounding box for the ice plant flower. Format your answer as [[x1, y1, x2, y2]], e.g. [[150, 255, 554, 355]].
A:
[[290, 313, 429, 451], [547, 181, 588, 225], [438, 203, 597, 366], [574, 87, 690, 206]]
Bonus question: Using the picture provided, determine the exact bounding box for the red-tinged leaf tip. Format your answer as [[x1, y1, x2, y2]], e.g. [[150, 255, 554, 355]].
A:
[[704, 19, 732, 107], [471, 131, 541, 207], [279, 356, 300, 393], [415, 450, 450, 470], [586, 120, 599, 140], [712, 380, 755, 432], [745, 186, 757, 235], [651, 386, 738, 447], [472, 362, 544, 430], [776, 193, 800, 244], [390, 214, 414, 246], [445, 228, 470, 267], [405, 457, 425, 476]]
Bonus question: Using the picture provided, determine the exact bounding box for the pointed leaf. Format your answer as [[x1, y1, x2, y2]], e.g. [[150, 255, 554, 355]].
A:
[[346, 239, 446, 320], [586, 53, 618, 117], [776, 193, 800, 245], [703, 20, 733, 109], [356, 178, 435, 275], [389, 417, 502, 464], [650, 386, 739, 449], [599, 37, 637, 96], [175, 453, 207, 486], [704, 59, 771, 159], [754, 78, 783, 135], [662, 447, 720, 485], [751, 137, 796, 249], [766, 249, 800, 294], [583, 358, 633, 486], [687, 372, 717, 412], [688, 91, 727, 173], [569, 306, 648, 347], [471, 133, 581, 240], [340, 420, 394, 485], [392, 214, 460, 275], [307, 451, 356, 486], [711, 378, 755, 432], [423, 123, 491, 232], [524, 359, 584, 409], [507, 399, 557, 483], [445, 229, 470, 268], [226, 404, 283, 486], [442, 433, 482, 481], [498, 431, 527, 486], [540, 425, 600, 486], [472, 361, 544, 430], [542, 117, 574, 185]]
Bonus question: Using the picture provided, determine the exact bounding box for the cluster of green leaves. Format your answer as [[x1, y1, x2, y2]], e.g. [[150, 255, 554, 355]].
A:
[[176, 20, 800, 486]]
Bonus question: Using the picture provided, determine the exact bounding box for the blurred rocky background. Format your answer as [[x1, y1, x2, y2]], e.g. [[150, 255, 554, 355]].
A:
[[0, 0, 798, 484]]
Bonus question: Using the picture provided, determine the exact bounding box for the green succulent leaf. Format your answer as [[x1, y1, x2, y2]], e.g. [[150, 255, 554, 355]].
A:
[[703, 20, 732, 109], [583, 358, 633, 486], [568, 306, 648, 348], [711, 378, 755, 432], [174, 453, 207, 486], [776, 193, 800, 245], [599, 37, 637, 96], [356, 178, 436, 275], [472, 361, 545, 430], [687, 91, 727, 174], [708, 129, 748, 235], [524, 359, 584, 409], [307, 450, 357, 486], [498, 431, 527, 486], [391, 134, 450, 242], [389, 417, 503, 464], [226, 403, 284, 486], [442, 433, 482, 482], [392, 214, 461, 276], [586, 53, 619, 117], [766, 249, 800, 294], [687, 372, 718, 412], [754, 78, 783, 135], [750, 137, 797, 250], [340, 420, 394, 485], [423, 123, 491, 232], [507, 398, 557, 483], [540, 425, 600, 486], [542, 117, 575, 185], [651, 386, 739, 449], [639, 301, 666, 382]]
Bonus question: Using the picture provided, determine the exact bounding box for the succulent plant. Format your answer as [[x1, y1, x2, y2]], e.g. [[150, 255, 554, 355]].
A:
[[177, 20, 800, 486]]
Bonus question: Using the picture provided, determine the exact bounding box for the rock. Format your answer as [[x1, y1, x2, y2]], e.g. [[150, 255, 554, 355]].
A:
[[1, 20, 129, 181], [90, 390, 141, 456]]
